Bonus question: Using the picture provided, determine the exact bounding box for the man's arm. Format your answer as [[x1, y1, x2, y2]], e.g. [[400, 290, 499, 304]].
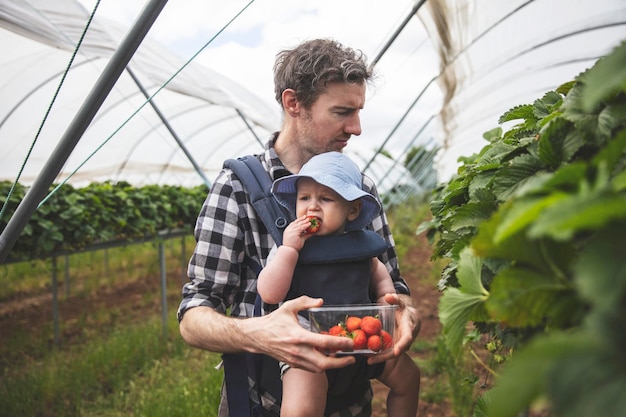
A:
[[179, 297, 357, 373]]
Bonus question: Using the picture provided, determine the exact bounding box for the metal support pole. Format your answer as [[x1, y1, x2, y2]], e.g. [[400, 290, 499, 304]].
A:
[[64, 254, 70, 298], [52, 256, 60, 347], [369, 0, 425, 71], [159, 240, 168, 338], [236, 109, 265, 148], [125, 66, 212, 188], [0, 0, 170, 264]]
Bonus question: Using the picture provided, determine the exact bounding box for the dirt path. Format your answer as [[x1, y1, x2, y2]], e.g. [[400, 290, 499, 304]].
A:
[[370, 241, 453, 417]]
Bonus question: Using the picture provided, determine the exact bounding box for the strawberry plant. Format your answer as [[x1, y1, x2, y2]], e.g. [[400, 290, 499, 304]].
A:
[[0, 181, 208, 262], [421, 41, 626, 416]]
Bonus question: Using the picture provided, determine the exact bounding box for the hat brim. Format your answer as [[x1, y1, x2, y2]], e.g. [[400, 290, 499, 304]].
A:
[[272, 174, 381, 231]]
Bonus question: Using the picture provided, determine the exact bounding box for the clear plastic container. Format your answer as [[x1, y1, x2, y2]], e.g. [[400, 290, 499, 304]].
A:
[[308, 304, 397, 354]]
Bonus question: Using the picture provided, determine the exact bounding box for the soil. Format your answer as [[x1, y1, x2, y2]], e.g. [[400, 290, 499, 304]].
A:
[[0, 232, 458, 416], [369, 240, 455, 417]]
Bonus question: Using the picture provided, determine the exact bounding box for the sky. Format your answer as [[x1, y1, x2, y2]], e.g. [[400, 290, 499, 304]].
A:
[[76, 0, 442, 160]]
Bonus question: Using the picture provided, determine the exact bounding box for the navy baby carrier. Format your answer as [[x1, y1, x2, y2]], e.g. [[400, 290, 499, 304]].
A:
[[221, 155, 379, 417]]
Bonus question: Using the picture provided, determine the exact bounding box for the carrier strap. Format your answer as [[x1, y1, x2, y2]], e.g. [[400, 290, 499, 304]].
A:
[[224, 155, 291, 246], [221, 155, 291, 417]]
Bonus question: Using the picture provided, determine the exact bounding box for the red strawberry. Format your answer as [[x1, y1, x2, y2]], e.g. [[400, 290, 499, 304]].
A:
[[345, 316, 362, 332], [360, 316, 382, 336], [329, 324, 346, 337], [305, 216, 322, 234], [367, 335, 383, 352], [351, 329, 367, 350], [381, 330, 393, 350]]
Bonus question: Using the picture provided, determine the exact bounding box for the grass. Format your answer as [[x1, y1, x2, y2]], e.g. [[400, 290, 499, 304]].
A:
[[0, 236, 192, 301], [0, 315, 223, 417]]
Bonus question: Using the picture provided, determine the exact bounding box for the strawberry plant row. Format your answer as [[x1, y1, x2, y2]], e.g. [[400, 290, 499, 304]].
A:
[[0, 181, 208, 262], [421, 41, 626, 416]]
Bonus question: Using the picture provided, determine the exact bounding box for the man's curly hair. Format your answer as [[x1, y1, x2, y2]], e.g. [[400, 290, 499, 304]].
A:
[[273, 39, 374, 109]]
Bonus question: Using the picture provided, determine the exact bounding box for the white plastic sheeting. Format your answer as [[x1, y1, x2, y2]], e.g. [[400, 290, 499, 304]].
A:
[[0, 0, 279, 188], [420, 0, 626, 180], [0, 0, 625, 192]]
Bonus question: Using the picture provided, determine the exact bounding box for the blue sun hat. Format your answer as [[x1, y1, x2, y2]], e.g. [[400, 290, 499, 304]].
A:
[[272, 152, 381, 231]]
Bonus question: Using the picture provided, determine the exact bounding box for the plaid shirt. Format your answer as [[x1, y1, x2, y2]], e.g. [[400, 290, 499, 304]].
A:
[[178, 134, 410, 416]]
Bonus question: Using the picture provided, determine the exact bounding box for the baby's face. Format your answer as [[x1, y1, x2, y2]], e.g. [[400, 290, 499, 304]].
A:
[[295, 178, 358, 235]]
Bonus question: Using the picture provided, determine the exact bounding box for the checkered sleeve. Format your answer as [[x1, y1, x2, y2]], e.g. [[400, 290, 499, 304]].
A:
[[177, 170, 247, 321], [362, 174, 410, 296]]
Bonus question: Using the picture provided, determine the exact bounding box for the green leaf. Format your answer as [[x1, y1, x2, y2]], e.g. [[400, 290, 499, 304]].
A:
[[550, 348, 626, 417], [512, 162, 587, 198], [537, 117, 571, 168], [529, 193, 626, 241], [574, 228, 626, 309], [555, 80, 575, 96], [492, 193, 568, 243], [439, 288, 488, 350], [591, 126, 626, 174], [473, 209, 573, 274], [492, 154, 545, 201], [612, 169, 626, 191], [482, 127, 502, 143], [561, 84, 620, 145], [581, 40, 626, 111], [457, 247, 489, 297], [486, 331, 607, 417], [486, 266, 573, 327], [498, 104, 535, 124], [533, 91, 563, 119], [442, 200, 497, 232], [472, 391, 493, 417], [439, 248, 489, 349], [476, 141, 519, 168]]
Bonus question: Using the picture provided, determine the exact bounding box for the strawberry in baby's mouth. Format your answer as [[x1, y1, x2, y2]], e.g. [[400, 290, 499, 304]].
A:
[[305, 216, 321, 234]]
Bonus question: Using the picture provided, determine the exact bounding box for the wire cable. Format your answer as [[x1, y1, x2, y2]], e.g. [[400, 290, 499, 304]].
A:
[[40, 0, 257, 207], [0, 0, 102, 222]]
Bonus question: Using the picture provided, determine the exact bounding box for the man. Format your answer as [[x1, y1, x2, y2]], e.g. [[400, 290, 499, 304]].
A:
[[178, 38, 421, 417]]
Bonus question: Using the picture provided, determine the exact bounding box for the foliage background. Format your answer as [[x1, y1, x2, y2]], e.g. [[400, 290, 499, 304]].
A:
[[422, 41, 626, 417]]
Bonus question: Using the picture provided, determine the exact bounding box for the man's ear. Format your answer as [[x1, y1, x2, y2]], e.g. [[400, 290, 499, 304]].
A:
[[347, 200, 362, 222], [282, 89, 300, 117]]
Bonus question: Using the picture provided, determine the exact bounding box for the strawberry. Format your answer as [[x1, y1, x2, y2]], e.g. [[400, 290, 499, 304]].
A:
[[360, 316, 382, 336], [351, 329, 367, 350], [329, 324, 346, 337], [305, 215, 322, 234], [367, 335, 383, 352], [345, 316, 362, 332], [381, 330, 393, 350]]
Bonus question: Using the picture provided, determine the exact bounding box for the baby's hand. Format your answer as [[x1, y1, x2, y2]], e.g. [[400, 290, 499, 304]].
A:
[[282, 216, 314, 250]]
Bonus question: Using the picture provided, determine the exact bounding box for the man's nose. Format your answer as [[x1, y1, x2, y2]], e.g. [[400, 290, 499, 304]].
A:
[[345, 113, 362, 136]]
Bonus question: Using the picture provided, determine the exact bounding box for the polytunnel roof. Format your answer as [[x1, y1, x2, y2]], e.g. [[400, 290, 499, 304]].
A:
[[0, 0, 625, 195], [0, 0, 281, 189], [422, 0, 626, 181]]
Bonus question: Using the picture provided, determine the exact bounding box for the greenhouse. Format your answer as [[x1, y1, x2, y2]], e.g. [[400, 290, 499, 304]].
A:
[[1, 0, 625, 416]]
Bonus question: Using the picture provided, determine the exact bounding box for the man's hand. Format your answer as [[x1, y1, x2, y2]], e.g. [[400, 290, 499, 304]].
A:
[[367, 293, 421, 364], [243, 296, 356, 373]]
